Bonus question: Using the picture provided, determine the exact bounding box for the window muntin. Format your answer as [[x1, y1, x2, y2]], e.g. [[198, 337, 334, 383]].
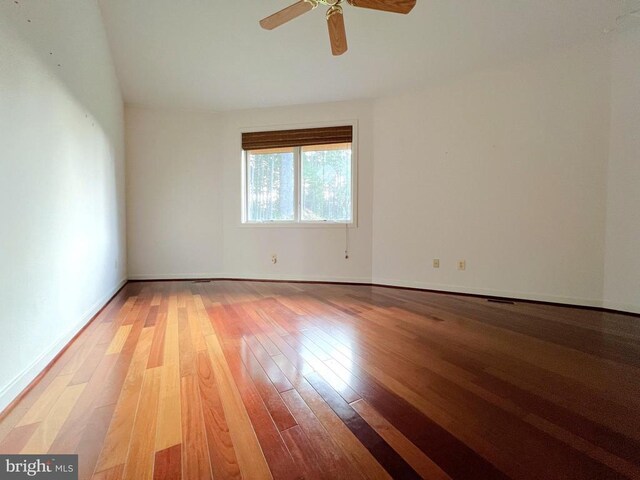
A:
[[243, 142, 353, 224]]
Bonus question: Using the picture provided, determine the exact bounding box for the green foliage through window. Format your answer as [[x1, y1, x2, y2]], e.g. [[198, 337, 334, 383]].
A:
[[245, 143, 353, 223], [301, 147, 352, 222], [247, 150, 295, 222]]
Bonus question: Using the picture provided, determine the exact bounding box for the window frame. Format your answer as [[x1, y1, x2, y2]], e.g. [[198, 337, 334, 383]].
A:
[[240, 121, 358, 227]]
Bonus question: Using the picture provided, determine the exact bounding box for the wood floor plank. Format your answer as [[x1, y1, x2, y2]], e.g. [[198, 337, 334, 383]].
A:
[[0, 423, 39, 453], [48, 354, 120, 454], [153, 444, 181, 480], [178, 303, 196, 378], [147, 313, 166, 369], [280, 330, 361, 405], [310, 321, 516, 478], [71, 339, 111, 385], [246, 335, 295, 393], [75, 403, 117, 480], [293, 294, 522, 478], [272, 354, 390, 480], [237, 306, 295, 393], [3, 280, 640, 480], [180, 374, 212, 480], [193, 294, 215, 338], [120, 297, 144, 327], [91, 464, 123, 480], [204, 333, 273, 480], [351, 399, 453, 480], [144, 305, 159, 328], [106, 325, 133, 355], [351, 340, 622, 478], [164, 311, 180, 369], [305, 371, 421, 479], [280, 425, 324, 480], [155, 295, 180, 462], [187, 300, 207, 353], [16, 374, 73, 427], [525, 413, 640, 479], [239, 339, 297, 432], [21, 382, 86, 453], [221, 343, 301, 480], [113, 296, 137, 325], [60, 325, 108, 376], [95, 327, 154, 472], [196, 351, 241, 479], [122, 367, 162, 480], [294, 378, 389, 480], [280, 387, 366, 480], [154, 363, 182, 452], [262, 329, 315, 377]]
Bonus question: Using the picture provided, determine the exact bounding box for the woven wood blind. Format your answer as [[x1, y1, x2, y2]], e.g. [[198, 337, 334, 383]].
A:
[[242, 126, 352, 150]]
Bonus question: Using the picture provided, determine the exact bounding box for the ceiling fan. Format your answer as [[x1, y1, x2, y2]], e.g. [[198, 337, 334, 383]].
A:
[[259, 0, 417, 56]]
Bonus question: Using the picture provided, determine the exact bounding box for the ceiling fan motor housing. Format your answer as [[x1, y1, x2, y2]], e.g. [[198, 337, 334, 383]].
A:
[[314, 0, 344, 6]]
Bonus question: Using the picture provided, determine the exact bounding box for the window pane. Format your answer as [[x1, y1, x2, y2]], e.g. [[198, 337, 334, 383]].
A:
[[301, 143, 352, 222], [247, 148, 295, 222]]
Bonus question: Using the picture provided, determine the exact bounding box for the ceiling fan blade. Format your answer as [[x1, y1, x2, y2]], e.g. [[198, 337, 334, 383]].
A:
[[327, 7, 348, 56], [346, 0, 416, 14], [260, 0, 316, 30]]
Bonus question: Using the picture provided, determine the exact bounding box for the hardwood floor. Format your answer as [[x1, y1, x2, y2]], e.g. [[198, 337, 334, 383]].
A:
[[1, 280, 639, 479]]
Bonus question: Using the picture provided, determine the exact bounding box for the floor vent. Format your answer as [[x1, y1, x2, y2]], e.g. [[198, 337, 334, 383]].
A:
[[487, 298, 515, 305], [192, 280, 212, 283]]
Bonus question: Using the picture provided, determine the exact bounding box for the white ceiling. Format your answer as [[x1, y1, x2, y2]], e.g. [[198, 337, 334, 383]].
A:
[[97, 0, 634, 111]]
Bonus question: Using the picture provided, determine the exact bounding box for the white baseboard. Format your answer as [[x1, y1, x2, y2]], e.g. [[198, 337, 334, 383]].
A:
[[0, 277, 127, 414], [128, 272, 372, 284], [219, 273, 372, 283], [128, 273, 640, 314], [128, 273, 222, 280], [371, 277, 604, 308]]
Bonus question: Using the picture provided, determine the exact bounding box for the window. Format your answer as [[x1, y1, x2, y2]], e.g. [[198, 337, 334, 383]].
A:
[[242, 126, 354, 224]]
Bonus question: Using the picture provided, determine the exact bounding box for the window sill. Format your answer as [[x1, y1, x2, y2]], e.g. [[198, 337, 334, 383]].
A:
[[238, 222, 356, 229]]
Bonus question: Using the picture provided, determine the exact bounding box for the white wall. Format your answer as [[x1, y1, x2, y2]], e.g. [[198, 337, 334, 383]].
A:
[[603, 28, 640, 314], [125, 101, 374, 283], [371, 40, 612, 306], [124, 31, 639, 313], [125, 107, 223, 278], [219, 102, 373, 283], [0, 1, 125, 411]]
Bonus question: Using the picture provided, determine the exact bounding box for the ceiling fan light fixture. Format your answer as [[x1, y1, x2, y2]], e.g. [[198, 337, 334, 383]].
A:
[[259, 0, 416, 53]]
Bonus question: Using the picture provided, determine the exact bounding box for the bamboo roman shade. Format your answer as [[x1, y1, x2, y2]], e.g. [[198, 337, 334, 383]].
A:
[[242, 125, 352, 150]]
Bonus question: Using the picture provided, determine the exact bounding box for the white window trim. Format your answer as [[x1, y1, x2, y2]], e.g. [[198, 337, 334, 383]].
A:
[[240, 120, 358, 228]]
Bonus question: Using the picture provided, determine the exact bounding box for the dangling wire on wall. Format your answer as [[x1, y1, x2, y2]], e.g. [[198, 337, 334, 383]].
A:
[[345, 223, 349, 259]]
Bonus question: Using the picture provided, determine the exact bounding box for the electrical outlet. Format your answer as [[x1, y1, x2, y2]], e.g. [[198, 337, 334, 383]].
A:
[[458, 260, 466, 271], [271, 254, 277, 264], [433, 259, 440, 268]]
